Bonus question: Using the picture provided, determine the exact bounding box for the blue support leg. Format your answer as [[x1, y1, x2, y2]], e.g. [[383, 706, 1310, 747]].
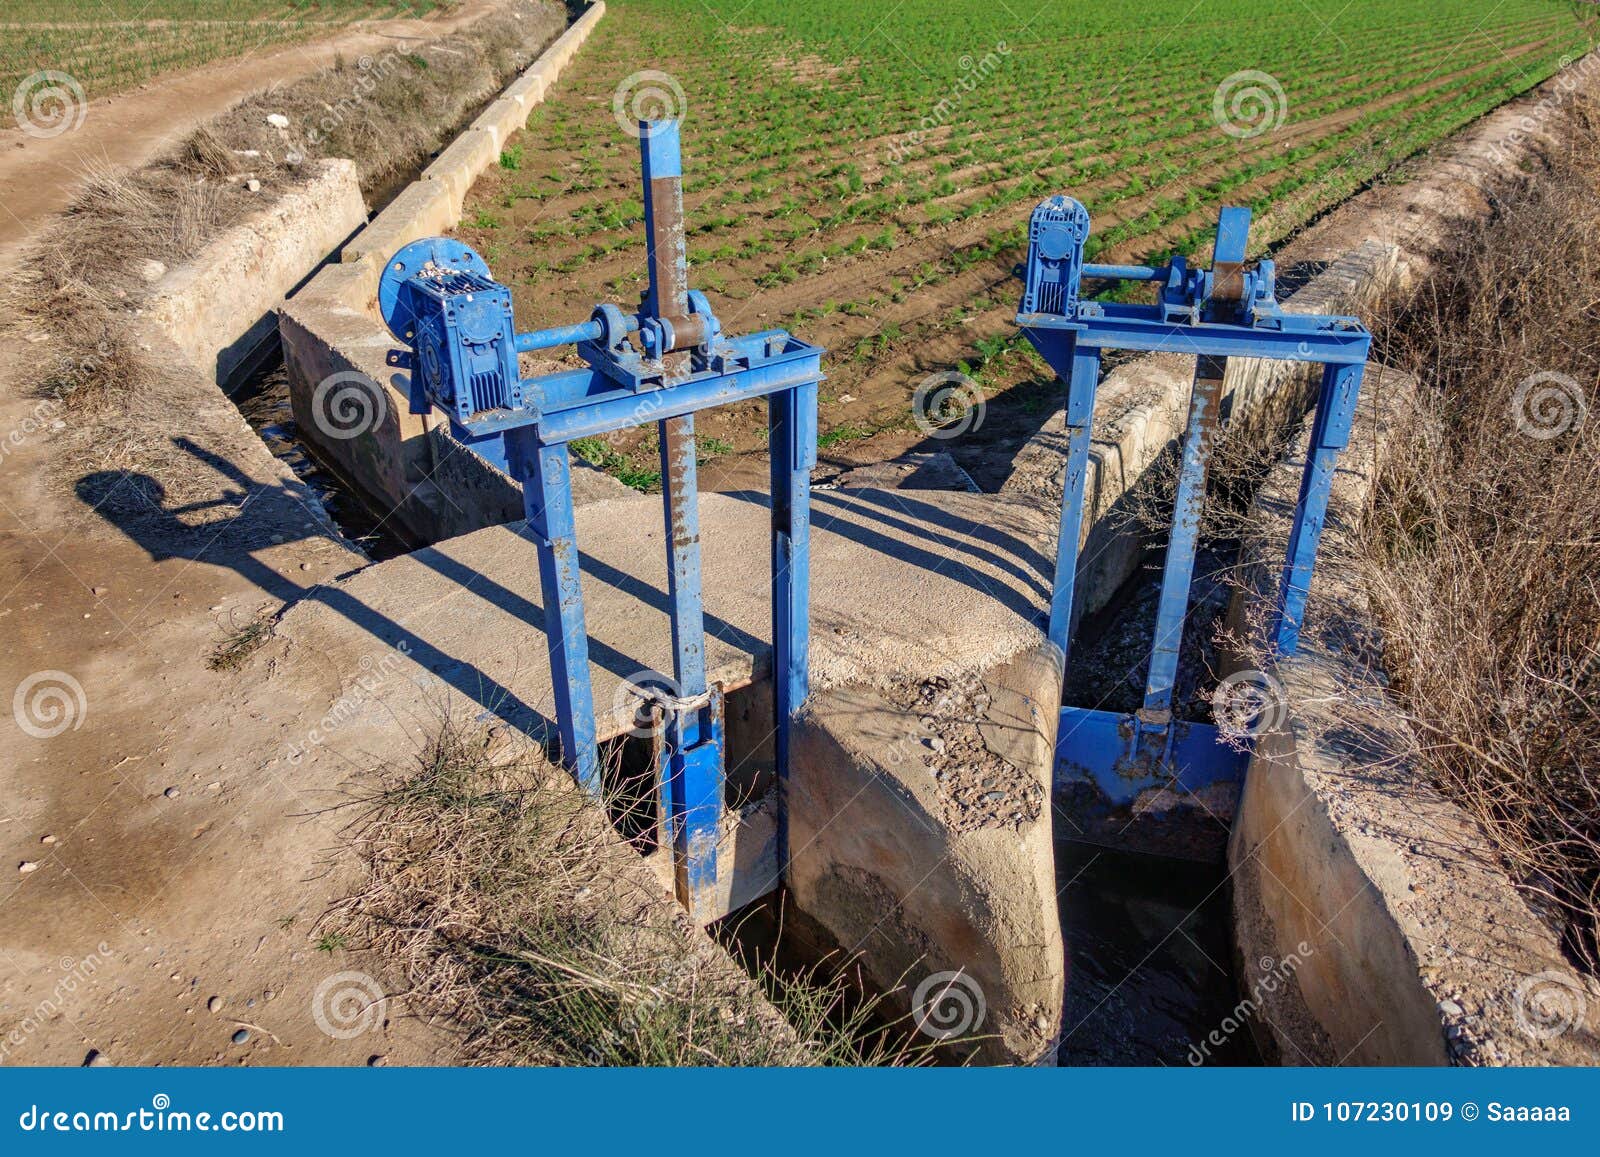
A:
[[769, 380, 816, 876], [1269, 360, 1367, 657], [657, 413, 721, 912], [507, 430, 600, 793], [1045, 341, 1104, 664]]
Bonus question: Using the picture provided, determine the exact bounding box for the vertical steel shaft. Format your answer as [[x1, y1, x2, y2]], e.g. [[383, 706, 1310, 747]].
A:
[[642, 118, 719, 911]]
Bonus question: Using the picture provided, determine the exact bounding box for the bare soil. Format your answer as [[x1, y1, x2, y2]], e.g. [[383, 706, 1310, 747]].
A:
[[0, 0, 499, 275]]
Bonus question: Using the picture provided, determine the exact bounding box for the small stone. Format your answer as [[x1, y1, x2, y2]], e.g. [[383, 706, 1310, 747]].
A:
[[299, 563, 311, 572], [40, 834, 55, 845], [245, 178, 261, 193], [981, 791, 1007, 804], [367, 1054, 387, 1067], [17, 861, 38, 874], [1033, 1015, 1050, 1033], [83, 1049, 111, 1066], [164, 786, 180, 799], [92, 586, 108, 597], [1440, 999, 1464, 1017], [207, 995, 222, 1013], [838, 393, 856, 403], [170, 972, 181, 982], [263, 989, 275, 1001], [1410, 843, 1424, 854], [138, 259, 166, 283], [265, 113, 289, 129], [231, 1028, 249, 1045]]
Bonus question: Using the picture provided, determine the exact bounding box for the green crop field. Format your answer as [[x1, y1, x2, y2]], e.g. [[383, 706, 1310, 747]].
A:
[[455, 0, 1594, 483], [2, 1, 442, 125]]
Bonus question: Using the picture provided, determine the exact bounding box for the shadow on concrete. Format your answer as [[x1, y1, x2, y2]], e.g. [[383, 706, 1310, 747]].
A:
[[75, 436, 778, 749], [75, 437, 561, 739], [724, 487, 1053, 624]]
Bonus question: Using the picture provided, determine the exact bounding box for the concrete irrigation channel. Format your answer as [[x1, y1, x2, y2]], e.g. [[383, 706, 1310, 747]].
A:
[[4, 1, 1598, 1066]]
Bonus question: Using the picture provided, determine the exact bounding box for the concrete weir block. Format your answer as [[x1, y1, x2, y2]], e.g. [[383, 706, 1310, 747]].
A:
[[472, 98, 527, 151], [422, 128, 499, 214], [273, 486, 1065, 1057], [503, 71, 545, 107], [790, 646, 1065, 1066], [340, 179, 456, 287]]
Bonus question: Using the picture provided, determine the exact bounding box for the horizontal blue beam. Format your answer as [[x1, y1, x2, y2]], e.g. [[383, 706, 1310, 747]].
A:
[[1055, 706, 1249, 804], [538, 354, 822, 445], [448, 344, 823, 447], [1020, 309, 1370, 365]]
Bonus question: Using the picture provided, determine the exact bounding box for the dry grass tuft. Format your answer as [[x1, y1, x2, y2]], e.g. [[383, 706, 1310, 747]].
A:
[[208, 607, 276, 672], [1362, 92, 1600, 972], [330, 716, 925, 1066]]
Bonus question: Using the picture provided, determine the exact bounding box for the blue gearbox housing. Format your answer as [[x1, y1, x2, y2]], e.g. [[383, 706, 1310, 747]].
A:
[[379, 237, 525, 422], [1020, 195, 1091, 317]]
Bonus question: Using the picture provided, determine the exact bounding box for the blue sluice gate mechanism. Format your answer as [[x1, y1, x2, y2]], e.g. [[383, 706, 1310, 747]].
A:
[[1015, 195, 1371, 806], [377, 124, 1371, 916], [379, 120, 822, 921]]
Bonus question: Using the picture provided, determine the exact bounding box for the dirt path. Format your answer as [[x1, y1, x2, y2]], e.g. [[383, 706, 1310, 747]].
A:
[[0, 0, 550, 1069], [0, 0, 498, 274]]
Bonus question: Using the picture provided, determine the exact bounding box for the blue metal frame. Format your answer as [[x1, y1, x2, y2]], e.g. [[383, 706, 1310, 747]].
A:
[[1015, 195, 1371, 803], [379, 121, 821, 917]]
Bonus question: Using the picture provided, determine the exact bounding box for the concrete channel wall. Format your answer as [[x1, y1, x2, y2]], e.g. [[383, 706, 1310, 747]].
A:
[[144, 160, 367, 384], [278, 2, 607, 543], [1224, 373, 1600, 1067]]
